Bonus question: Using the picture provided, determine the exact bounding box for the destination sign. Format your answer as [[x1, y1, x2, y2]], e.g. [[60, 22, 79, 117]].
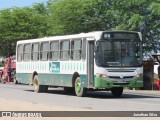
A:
[[101, 32, 139, 40]]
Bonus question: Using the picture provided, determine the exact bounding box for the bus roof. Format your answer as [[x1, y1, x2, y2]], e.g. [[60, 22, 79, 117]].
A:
[[17, 30, 141, 44], [17, 31, 103, 44]]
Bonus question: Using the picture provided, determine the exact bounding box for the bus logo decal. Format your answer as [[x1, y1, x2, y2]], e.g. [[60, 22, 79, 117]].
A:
[[120, 75, 123, 79], [49, 62, 60, 73]]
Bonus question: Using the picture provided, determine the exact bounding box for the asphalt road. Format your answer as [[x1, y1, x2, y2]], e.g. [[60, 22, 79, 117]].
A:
[[0, 83, 160, 111]]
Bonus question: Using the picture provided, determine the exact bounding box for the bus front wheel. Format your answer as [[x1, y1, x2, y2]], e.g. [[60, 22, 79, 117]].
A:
[[75, 77, 87, 97], [33, 75, 48, 93], [111, 87, 123, 97]]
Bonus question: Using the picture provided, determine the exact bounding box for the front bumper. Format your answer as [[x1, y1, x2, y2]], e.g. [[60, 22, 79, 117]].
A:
[[94, 76, 143, 88]]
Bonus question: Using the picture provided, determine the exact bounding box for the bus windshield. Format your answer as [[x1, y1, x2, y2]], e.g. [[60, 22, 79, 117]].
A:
[[96, 40, 142, 67]]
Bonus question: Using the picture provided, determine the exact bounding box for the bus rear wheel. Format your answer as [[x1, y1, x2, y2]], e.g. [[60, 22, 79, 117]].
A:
[[14, 78, 18, 84], [111, 87, 123, 97], [33, 75, 48, 93], [75, 77, 86, 97]]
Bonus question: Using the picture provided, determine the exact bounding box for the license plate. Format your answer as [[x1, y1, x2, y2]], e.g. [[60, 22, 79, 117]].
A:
[[118, 80, 126, 83]]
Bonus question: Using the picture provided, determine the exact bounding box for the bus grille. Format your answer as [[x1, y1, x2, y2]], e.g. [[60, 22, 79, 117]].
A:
[[107, 69, 135, 72], [109, 76, 134, 79]]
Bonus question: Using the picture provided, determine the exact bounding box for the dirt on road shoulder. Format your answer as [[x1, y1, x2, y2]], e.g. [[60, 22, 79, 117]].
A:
[[0, 98, 159, 120], [0, 98, 86, 111]]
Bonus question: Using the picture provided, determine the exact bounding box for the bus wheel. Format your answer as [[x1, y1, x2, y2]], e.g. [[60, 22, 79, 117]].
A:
[[111, 87, 123, 97], [13, 76, 18, 84], [75, 77, 86, 97], [33, 75, 43, 93], [14, 79, 18, 84]]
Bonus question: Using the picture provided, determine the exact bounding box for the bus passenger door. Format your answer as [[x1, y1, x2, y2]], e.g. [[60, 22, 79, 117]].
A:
[[87, 41, 94, 87]]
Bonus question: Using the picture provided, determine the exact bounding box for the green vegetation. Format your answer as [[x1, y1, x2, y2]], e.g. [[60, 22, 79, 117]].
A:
[[0, 0, 159, 56]]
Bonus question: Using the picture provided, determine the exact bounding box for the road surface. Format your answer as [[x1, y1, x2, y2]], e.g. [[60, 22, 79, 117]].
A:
[[0, 83, 160, 111], [0, 83, 160, 120]]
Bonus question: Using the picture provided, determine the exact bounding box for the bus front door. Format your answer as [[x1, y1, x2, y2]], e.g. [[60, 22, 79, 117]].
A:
[[87, 41, 94, 87]]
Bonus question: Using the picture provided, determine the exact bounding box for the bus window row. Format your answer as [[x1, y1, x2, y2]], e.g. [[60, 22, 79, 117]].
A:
[[17, 39, 86, 62]]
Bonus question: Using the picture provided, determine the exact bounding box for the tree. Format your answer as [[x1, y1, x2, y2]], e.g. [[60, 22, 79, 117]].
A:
[[0, 4, 50, 56], [110, 0, 160, 53], [48, 0, 115, 35], [40, 0, 160, 53], [0, 0, 159, 56]]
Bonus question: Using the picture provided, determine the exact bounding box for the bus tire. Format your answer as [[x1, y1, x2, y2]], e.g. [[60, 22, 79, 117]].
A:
[[33, 75, 43, 93], [75, 77, 87, 97], [14, 79, 18, 84], [111, 87, 123, 97], [13, 74, 18, 84]]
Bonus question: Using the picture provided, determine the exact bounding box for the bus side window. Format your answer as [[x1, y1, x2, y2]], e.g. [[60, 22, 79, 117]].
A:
[[17, 44, 23, 62], [23, 44, 31, 61], [50, 41, 59, 61], [71, 39, 82, 60], [40, 42, 49, 61], [32, 43, 39, 61], [60, 40, 70, 60]]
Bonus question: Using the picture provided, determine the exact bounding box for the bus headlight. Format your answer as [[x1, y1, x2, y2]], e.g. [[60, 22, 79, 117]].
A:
[[97, 74, 107, 78], [136, 73, 143, 78]]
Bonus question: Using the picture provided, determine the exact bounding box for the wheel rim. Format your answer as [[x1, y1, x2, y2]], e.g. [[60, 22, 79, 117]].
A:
[[76, 80, 81, 93]]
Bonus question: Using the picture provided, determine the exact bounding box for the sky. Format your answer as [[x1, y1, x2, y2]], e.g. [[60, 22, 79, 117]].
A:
[[0, 0, 48, 10]]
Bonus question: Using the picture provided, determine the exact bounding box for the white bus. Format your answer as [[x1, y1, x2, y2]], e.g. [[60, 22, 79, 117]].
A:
[[16, 31, 143, 97]]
